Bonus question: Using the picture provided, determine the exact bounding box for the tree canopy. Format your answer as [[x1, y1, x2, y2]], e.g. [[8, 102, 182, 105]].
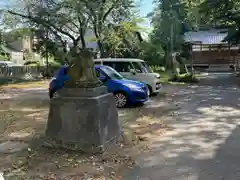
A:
[[1, 0, 232, 69], [2, 0, 142, 61], [200, 0, 240, 43]]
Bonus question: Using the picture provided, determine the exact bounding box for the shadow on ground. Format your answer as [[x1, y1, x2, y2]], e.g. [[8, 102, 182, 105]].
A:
[[118, 92, 180, 142], [121, 74, 240, 180], [0, 85, 179, 179]]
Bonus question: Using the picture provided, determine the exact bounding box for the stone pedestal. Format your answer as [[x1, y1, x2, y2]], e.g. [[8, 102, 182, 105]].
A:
[[45, 86, 120, 153]]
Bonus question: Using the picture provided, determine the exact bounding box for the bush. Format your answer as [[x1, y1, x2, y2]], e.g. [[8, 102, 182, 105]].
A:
[[24, 61, 40, 66], [139, 42, 165, 66], [150, 65, 165, 73], [169, 73, 199, 83]]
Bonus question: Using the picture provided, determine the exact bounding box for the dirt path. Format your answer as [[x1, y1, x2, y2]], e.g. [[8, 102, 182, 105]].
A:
[[0, 85, 178, 179], [122, 73, 240, 180]]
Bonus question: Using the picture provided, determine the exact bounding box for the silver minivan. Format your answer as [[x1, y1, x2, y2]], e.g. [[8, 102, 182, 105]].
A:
[[94, 58, 161, 95]]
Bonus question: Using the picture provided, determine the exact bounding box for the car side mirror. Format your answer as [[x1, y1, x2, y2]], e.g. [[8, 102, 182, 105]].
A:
[[130, 69, 136, 75], [99, 75, 107, 82]]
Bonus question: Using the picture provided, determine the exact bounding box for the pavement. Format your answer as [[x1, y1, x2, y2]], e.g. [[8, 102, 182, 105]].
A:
[[122, 73, 240, 180]]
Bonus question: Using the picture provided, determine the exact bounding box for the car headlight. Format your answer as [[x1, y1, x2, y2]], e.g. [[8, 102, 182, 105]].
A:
[[124, 84, 141, 90]]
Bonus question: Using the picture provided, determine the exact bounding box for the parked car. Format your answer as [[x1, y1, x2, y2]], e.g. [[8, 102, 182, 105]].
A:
[[94, 58, 161, 95], [49, 65, 149, 108]]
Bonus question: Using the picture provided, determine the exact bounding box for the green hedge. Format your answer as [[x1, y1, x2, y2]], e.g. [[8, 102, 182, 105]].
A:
[[24, 61, 40, 66]]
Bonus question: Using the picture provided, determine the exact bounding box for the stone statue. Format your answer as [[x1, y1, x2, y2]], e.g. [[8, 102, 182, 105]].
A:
[[64, 49, 102, 88], [45, 48, 120, 153]]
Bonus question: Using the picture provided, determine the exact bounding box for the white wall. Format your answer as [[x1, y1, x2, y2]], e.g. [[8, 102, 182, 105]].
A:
[[11, 52, 24, 65]]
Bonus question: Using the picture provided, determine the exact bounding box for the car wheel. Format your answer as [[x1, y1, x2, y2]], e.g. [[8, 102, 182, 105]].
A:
[[114, 92, 128, 108], [49, 89, 56, 99], [146, 85, 152, 96], [146, 87, 150, 96]]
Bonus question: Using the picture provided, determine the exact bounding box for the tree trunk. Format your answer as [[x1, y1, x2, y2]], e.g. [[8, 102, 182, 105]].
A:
[[165, 43, 173, 70], [80, 27, 86, 49], [93, 23, 106, 57], [97, 40, 106, 58]]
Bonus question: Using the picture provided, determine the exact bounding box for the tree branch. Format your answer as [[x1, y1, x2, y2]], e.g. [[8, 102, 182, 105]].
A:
[[102, 0, 118, 22], [8, 10, 76, 42]]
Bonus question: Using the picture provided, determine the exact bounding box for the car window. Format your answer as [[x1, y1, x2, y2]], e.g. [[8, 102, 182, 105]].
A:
[[111, 62, 132, 72], [103, 62, 113, 67], [131, 62, 144, 73], [95, 68, 108, 81], [100, 66, 123, 80], [94, 62, 102, 65]]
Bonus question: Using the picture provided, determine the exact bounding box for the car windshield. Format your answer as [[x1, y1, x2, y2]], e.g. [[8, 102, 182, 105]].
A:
[[132, 61, 152, 73], [100, 66, 124, 80]]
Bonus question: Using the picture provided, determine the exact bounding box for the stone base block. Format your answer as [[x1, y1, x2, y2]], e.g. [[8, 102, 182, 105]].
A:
[[45, 88, 120, 153]]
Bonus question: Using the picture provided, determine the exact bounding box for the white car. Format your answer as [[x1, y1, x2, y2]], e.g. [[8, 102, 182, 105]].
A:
[[94, 58, 161, 95]]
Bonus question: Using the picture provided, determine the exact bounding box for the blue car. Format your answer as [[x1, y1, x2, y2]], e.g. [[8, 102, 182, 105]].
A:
[[49, 65, 149, 108]]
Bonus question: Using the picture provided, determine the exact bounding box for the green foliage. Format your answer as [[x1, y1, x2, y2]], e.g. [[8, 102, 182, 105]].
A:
[[0, 31, 10, 60], [149, 0, 207, 70], [4, 0, 137, 60], [150, 0, 187, 49], [200, 0, 240, 43], [139, 41, 165, 65], [87, 0, 138, 57], [48, 60, 61, 66], [149, 0, 187, 69], [150, 65, 166, 73], [23, 49, 33, 61], [0, 54, 8, 61], [102, 18, 146, 58], [24, 61, 40, 66]]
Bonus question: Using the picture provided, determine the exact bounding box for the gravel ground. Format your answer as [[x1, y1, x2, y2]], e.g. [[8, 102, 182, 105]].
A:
[[122, 73, 240, 180]]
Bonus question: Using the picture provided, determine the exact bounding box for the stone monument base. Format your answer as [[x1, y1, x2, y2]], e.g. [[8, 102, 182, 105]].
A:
[[45, 86, 120, 153]]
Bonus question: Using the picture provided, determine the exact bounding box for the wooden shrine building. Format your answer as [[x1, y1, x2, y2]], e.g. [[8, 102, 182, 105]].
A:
[[184, 29, 240, 71]]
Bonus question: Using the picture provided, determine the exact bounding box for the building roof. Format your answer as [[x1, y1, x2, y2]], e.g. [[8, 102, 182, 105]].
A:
[[184, 29, 228, 45]]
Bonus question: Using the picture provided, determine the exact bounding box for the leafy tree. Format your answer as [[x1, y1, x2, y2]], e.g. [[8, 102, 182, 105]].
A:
[[85, 0, 136, 57], [33, 28, 68, 64], [150, 0, 185, 70], [139, 41, 165, 65], [6, 0, 90, 58], [4, 0, 137, 60], [102, 18, 146, 58], [200, 0, 240, 43], [149, 0, 207, 71], [0, 30, 11, 60]]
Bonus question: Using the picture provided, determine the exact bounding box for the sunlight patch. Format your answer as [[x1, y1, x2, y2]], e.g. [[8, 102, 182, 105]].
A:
[[8, 129, 34, 139]]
